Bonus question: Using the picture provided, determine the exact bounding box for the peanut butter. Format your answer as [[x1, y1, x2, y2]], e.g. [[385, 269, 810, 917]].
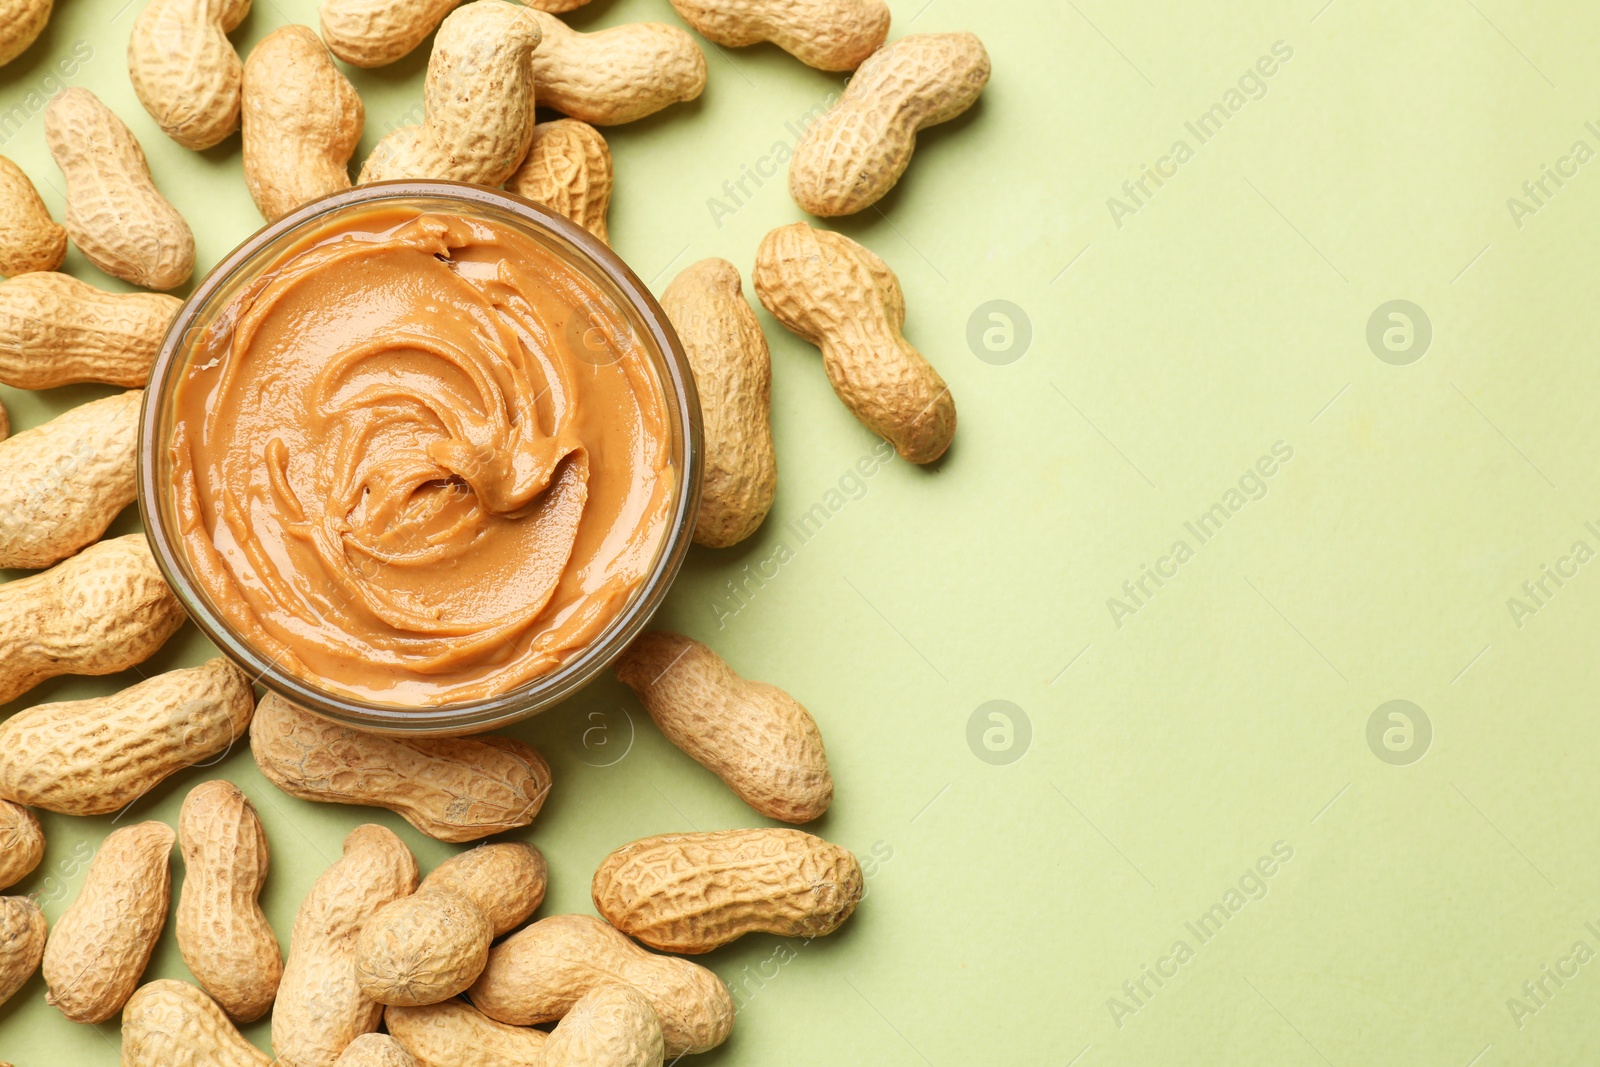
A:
[[170, 205, 674, 705]]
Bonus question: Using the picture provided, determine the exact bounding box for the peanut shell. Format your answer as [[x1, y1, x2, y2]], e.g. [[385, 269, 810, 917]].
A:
[[385, 999, 549, 1067], [616, 632, 829, 822], [44, 88, 195, 289], [0, 0, 51, 66], [273, 824, 419, 1067], [593, 829, 862, 953], [0, 534, 187, 707], [0, 155, 66, 275], [524, 11, 705, 126], [129, 0, 252, 149], [659, 260, 776, 548], [0, 896, 45, 1008], [542, 983, 663, 1067], [177, 780, 282, 1022], [335, 1034, 419, 1067], [0, 389, 141, 569], [122, 980, 273, 1067], [359, 1, 538, 186], [754, 221, 955, 463], [0, 271, 180, 389], [358, 126, 437, 185], [321, 0, 461, 67], [505, 119, 612, 243], [357, 842, 546, 1006], [0, 800, 44, 890], [0, 658, 255, 815], [420, 843, 547, 937], [356, 891, 491, 1008], [242, 25, 364, 222], [42, 820, 174, 1023], [789, 32, 989, 216], [670, 0, 888, 71], [469, 914, 733, 1056], [251, 693, 552, 843]]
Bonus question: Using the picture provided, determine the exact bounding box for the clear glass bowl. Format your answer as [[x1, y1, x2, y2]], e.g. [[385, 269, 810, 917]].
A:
[[137, 182, 702, 736]]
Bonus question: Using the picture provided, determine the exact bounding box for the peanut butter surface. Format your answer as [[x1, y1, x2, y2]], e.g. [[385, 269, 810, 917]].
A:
[[171, 206, 674, 705]]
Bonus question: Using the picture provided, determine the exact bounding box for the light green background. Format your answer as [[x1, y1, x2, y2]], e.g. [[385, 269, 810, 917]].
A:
[[2, 0, 1597, 1064]]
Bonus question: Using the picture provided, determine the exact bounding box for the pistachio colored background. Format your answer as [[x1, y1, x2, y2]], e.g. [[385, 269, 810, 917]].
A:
[[4, 0, 1599, 1063]]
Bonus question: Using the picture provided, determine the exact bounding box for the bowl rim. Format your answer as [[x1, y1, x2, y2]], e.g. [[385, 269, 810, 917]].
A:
[[136, 180, 702, 736]]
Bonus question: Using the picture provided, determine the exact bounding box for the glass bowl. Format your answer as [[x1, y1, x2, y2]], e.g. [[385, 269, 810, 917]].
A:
[[137, 182, 702, 736]]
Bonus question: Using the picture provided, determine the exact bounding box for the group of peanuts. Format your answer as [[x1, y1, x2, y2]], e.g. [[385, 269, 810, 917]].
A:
[[0, 617, 858, 1065], [0, 0, 991, 1062]]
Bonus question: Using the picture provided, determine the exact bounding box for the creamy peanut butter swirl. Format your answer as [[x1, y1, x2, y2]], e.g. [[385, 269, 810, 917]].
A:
[[171, 206, 673, 705]]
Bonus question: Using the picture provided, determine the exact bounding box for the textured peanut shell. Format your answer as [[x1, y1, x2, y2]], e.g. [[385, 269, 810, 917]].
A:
[[42, 820, 174, 1023], [273, 824, 419, 1067], [670, 0, 888, 71], [321, 0, 461, 67], [357, 126, 440, 186], [177, 780, 282, 1022], [0, 658, 254, 816], [356, 842, 546, 1007], [789, 32, 989, 216], [469, 914, 733, 1056], [0, 271, 180, 389], [525, 11, 705, 126], [356, 888, 491, 1007], [335, 1034, 419, 1067], [122, 980, 273, 1067], [0, 535, 187, 707], [659, 260, 776, 548], [0, 156, 66, 275], [385, 999, 548, 1067], [0, 389, 141, 569], [129, 0, 251, 149], [505, 120, 612, 244], [0, 801, 43, 890], [0, 896, 45, 1007], [593, 829, 862, 954], [0, 0, 50, 66], [616, 632, 828, 822], [754, 222, 955, 463], [417, 842, 547, 936], [543, 983, 663, 1067], [242, 25, 364, 222], [0, 395, 8, 440], [359, 1, 538, 185], [251, 693, 552, 842], [44, 89, 195, 289]]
